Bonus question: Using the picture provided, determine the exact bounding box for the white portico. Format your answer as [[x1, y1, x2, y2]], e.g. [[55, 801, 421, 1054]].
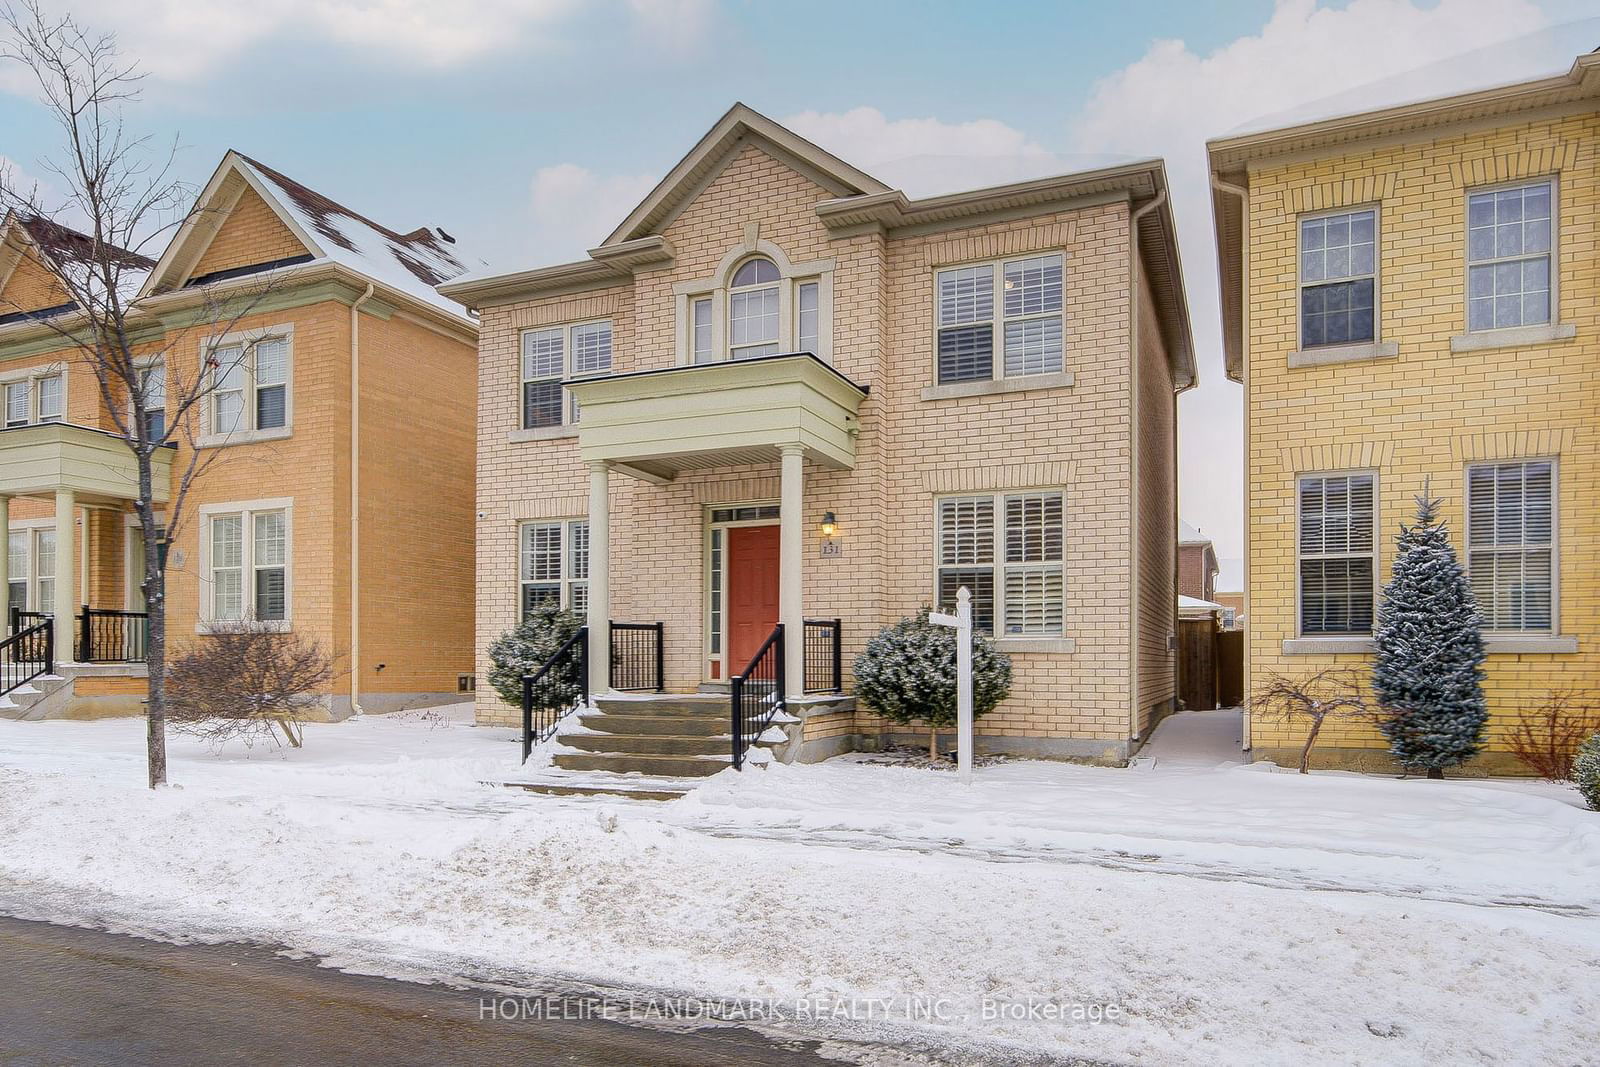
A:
[[565, 352, 868, 698]]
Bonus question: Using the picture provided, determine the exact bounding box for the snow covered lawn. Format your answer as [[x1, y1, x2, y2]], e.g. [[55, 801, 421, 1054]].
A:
[[2, 712, 1597, 1065]]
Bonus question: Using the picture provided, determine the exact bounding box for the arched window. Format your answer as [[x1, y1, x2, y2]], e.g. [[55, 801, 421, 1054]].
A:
[[728, 256, 780, 360]]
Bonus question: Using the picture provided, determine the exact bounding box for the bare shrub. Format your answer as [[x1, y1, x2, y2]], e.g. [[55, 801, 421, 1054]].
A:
[[1252, 669, 1377, 774], [167, 624, 339, 749], [1505, 691, 1600, 782]]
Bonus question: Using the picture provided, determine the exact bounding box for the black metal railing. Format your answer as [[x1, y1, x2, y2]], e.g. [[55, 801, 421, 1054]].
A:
[[0, 618, 53, 699], [77, 606, 149, 663], [730, 623, 785, 770], [521, 626, 588, 763], [9, 606, 51, 633], [609, 621, 665, 692], [803, 618, 843, 694]]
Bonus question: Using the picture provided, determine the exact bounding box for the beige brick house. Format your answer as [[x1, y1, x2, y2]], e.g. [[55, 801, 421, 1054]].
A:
[[444, 105, 1194, 766], [1210, 47, 1600, 771], [0, 152, 478, 717]]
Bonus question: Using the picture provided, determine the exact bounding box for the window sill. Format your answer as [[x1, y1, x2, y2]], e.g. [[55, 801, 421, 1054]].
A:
[[1286, 341, 1398, 369], [196, 426, 292, 449], [508, 426, 578, 443], [920, 370, 1074, 402], [994, 637, 1076, 654], [1450, 322, 1576, 353], [196, 620, 291, 635], [1483, 634, 1578, 654], [1282, 637, 1374, 654]]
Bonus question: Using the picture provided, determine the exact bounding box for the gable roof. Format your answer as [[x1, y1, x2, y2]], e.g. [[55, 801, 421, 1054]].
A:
[[142, 151, 477, 324], [0, 213, 154, 321], [1208, 38, 1600, 381], [1179, 520, 1211, 546], [602, 103, 891, 247]]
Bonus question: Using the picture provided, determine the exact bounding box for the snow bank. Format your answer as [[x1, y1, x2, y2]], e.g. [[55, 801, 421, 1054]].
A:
[[1, 716, 1597, 1065]]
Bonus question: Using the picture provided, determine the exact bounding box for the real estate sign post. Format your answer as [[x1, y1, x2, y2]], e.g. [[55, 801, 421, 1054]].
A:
[[929, 586, 974, 784]]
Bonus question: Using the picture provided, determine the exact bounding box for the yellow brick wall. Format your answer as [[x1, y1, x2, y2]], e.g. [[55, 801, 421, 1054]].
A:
[[1135, 268, 1178, 732], [191, 183, 309, 279], [0, 251, 72, 315], [472, 142, 1173, 758], [1242, 109, 1600, 770]]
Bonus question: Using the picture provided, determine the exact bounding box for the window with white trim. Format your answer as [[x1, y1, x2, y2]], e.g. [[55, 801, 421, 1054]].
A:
[[936, 253, 1064, 384], [138, 360, 166, 441], [1297, 473, 1375, 635], [1467, 181, 1553, 332], [691, 297, 713, 364], [1299, 209, 1376, 348], [798, 281, 819, 354], [3, 371, 64, 428], [521, 320, 612, 429], [5, 528, 54, 612], [1467, 460, 1553, 632], [210, 336, 288, 435], [520, 519, 589, 618], [206, 506, 289, 623], [6, 530, 25, 612], [936, 490, 1065, 637], [728, 257, 780, 360]]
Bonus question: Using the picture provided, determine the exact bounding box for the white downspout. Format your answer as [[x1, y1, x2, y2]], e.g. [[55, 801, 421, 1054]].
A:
[[350, 282, 375, 716], [1127, 189, 1167, 749], [1211, 173, 1250, 749]]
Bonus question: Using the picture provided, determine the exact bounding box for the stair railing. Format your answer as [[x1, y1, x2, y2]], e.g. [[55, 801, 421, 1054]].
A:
[[609, 620, 665, 692], [730, 623, 785, 770], [520, 626, 588, 763], [78, 606, 149, 663], [802, 618, 843, 693], [0, 618, 54, 700]]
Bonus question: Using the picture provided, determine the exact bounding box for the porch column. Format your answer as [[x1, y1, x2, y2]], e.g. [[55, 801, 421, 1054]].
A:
[[587, 461, 610, 698], [0, 495, 9, 628], [54, 489, 75, 661], [779, 444, 804, 699]]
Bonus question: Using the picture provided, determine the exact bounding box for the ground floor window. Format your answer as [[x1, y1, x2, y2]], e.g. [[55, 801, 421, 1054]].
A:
[[520, 519, 588, 619], [935, 490, 1065, 637], [1467, 459, 1554, 633], [202, 502, 291, 625], [6, 527, 54, 614]]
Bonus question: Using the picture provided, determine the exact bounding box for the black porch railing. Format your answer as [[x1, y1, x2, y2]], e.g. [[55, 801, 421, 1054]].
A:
[[802, 618, 842, 694], [609, 621, 665, 692], [0, 618, 53, 699], [77, 606, 149, 663], [8, 607, 50, 634], [730, 623, 785, 770], [521, 626, 588, 763]]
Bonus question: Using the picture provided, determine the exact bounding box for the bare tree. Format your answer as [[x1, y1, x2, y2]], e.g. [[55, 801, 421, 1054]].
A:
[[1506, 691, 1600, 782], [1252, 669, 1378, 774], [0, 2, 280, 787], [166, 622, 339, 749]]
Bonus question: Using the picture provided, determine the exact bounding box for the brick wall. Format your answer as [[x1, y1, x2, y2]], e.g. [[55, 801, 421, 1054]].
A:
[[0, 252, 72, 315], [191, 181, 309, 278], [1243, 110, 1600, 770]]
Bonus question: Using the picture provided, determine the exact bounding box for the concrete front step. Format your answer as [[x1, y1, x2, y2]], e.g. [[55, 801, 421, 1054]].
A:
[[564, 733, 729, 756], [506, 781, 687, 802], [552, 751, 733, 777], [592, 695, 730, 717], [578, 712, 728, 736]]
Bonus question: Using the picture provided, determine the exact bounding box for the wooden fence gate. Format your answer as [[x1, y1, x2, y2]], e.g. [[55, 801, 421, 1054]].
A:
[[1178, 619, 1218, 711], [1215, 630, 1244, 708]]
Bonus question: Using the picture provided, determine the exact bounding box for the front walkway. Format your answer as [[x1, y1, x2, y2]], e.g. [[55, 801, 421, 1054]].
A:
[[1136, 708, 1245, 765]]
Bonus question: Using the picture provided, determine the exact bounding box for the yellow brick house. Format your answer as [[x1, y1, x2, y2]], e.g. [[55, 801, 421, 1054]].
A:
[[1209, 47, 1600, 771], [0, 152, 479, 718], [443, 105, 1195, 778]]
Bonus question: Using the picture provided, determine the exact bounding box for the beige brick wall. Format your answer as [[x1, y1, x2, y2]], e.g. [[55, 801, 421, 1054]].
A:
[[1243, 110, 1600, 769], [1135, 269, 1178, 731], [0, 252, 72, 315], [472, 142, 1175, 756], [192, 183, 309, 278]]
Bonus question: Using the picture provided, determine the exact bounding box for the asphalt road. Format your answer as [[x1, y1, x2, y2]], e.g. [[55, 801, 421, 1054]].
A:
[[0, 915, 854, 1066]]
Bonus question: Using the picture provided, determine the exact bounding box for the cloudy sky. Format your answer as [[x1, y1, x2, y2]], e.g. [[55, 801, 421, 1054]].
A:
[[3, 0, 1593, 579]]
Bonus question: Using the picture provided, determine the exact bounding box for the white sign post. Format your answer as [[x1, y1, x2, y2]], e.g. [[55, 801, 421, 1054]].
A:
[[928, 585, 974, 784]]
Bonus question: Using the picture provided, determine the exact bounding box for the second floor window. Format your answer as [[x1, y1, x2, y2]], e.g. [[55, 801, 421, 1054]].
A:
[[4, 372, 63, 428], [1298, 472, 1375, 636], [1300, 209, 1376, 349], [728, 257, 780, 360], [211, 337, 288, 436], [522, 320, 612, 430], [936, 253, 1064, 385], [1467, 181, 1552, 332], [138, 361, 165, 441]]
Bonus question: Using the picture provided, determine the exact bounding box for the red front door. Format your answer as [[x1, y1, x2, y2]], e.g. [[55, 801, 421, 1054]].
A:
[[727, 524, 781, 670]]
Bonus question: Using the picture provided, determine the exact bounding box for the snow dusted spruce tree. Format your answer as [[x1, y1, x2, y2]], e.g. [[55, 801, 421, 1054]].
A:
[[486, 606, 585, 708], [1574, 733, 1600, 811], [853, 609, 1011, 759], [1372, 490, 1488, 778]]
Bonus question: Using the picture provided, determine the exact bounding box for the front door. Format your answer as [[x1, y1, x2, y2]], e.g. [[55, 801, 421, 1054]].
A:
[[727, 524, 781, 670]]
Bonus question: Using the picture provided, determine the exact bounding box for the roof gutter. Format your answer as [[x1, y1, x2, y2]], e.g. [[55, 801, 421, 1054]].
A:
[[349, 281, 375, 717], [1127, 188, 1167, 749]]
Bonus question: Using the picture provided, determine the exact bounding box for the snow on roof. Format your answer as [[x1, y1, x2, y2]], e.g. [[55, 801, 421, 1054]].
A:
[[234, 155, 481, 322], [1179, 594, 1224, 614], [1179, 520, 1210, 546], [1231, 19, 1600, 138], [8, 214, 154, 306]]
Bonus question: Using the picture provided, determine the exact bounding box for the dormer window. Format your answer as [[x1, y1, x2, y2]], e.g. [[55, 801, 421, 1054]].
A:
[[729, 257, 780, 360]]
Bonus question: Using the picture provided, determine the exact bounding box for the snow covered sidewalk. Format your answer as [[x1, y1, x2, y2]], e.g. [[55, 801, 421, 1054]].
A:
[[1, 713, 1598, 1065]]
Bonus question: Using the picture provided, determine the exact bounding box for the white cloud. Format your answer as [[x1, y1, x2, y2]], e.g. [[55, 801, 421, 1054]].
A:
[[1067, 0, 1550, 560], [526, 162, 656, 264]]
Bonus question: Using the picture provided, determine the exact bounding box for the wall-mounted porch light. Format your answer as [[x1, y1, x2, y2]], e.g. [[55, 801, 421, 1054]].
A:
[[819, 511, 837, 538]]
